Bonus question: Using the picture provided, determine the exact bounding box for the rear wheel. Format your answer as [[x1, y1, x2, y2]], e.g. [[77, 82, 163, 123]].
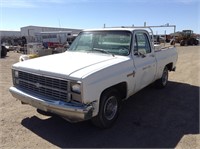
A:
[[194, 40, 199, 45], [91, 89, 121, 128], [155, 66, 168, 88]]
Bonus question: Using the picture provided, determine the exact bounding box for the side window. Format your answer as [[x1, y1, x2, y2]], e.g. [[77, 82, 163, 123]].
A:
[[134, 32, 151, 54]]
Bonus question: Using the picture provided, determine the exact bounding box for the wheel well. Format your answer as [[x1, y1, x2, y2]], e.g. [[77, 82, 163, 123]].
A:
[[166, 63, 173, 71], [101, 82, 127, 100]]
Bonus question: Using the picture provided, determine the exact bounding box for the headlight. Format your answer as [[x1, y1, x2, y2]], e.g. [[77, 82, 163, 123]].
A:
[[15, 79, 19, 84], [71, 83, 81, 94], [12, 70, 19, 85], [14, 70, 19, 78]]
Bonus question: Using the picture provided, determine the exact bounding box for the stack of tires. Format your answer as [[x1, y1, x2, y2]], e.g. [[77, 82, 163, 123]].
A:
[[1, 46, 7, 58]]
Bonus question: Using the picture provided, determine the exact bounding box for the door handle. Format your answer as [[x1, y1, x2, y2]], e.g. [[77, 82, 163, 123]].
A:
[[143, 65, 151, 70], [127, 71, 136, 77]]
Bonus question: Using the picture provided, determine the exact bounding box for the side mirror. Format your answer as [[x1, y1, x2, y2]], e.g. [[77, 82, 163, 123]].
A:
[[135, 49, 146, 58]]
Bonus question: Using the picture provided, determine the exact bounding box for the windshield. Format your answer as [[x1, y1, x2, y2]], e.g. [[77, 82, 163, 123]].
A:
[[68, 31, 132, 56]]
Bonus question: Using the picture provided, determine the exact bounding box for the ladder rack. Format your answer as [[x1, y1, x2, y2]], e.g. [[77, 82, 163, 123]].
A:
[[104, 25, 176, 48]]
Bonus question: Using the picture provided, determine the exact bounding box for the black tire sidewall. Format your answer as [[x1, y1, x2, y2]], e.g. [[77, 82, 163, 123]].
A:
[[194, 40, 199, 45], [1, 46, 7, 58], [96, 89, 120, 128], [161, 67, 168, 87], [155, 66, 168, 88], [180, 40, 185, 46]]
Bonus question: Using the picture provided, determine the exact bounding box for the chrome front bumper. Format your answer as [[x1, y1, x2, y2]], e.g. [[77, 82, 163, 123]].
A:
[[9, 87, 94, 122]]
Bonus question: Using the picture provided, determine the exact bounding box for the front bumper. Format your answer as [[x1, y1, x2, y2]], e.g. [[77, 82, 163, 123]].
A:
[[9, 87, 94, 122]]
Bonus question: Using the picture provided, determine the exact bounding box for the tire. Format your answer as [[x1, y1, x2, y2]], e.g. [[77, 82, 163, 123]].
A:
[[1, 46, 7, 58], [170, 40, 175, 45], [91, 89, 121, 128], [187, 39, 194, 46], [180, 40, 185, 46], [194, 40, 199, 45], [155, 66, 168, 88]]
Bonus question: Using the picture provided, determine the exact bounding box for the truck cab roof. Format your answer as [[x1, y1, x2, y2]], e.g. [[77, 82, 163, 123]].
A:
[[83, 27, 149, 32]]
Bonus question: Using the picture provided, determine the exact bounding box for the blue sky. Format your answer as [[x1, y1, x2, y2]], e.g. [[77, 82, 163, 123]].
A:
[[0, 0, 199, 34]]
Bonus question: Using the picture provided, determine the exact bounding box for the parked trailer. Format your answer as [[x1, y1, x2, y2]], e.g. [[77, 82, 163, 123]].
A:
[[35, 31, 76, 49]]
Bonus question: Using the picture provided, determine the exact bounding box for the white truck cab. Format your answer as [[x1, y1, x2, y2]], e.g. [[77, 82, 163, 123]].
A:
[[10, 27, 178, 128]]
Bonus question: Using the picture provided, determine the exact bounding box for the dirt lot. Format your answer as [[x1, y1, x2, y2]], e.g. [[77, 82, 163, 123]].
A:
[[0, 46, 199, 148]]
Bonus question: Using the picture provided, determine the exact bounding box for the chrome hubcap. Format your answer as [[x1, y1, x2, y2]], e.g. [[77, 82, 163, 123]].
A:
[[162, 69, 168, 86], [104, 96, 118, 120]]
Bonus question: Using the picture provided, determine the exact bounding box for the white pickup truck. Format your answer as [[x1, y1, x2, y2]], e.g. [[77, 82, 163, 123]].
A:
[[10, 27, 178, 128]]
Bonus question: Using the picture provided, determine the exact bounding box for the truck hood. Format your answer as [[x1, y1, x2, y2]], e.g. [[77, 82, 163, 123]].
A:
[[13, 51, 129, 80]]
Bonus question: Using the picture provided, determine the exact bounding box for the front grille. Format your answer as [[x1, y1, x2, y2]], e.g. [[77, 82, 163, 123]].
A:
[[17, 71, 69, 102]]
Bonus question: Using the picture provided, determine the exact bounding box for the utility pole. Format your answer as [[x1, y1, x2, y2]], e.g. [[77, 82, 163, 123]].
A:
[[144, 22, 146, 27]]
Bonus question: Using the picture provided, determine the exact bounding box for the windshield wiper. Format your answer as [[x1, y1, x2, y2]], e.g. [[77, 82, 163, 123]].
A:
[[90, 48, 115, 57]]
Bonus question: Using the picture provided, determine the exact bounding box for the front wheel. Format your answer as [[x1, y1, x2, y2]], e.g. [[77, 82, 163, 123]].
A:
[[155, 66, 168, 88], [91, 89, 121, 128], [180, 40, 185, 46], [170, 39, 175, 45]]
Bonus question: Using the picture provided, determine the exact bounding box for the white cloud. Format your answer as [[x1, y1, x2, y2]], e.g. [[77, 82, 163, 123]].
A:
[[35, 0, 66, 4], [1, 0, 198, 8], [175, 0, 199, 4], [114, 0, 198, 4], [1, 0, 36, 8], [0, 0, 68, 8]]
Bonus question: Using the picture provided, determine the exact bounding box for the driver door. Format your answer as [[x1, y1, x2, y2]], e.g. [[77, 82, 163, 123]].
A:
[[133, 31, 157, 92]]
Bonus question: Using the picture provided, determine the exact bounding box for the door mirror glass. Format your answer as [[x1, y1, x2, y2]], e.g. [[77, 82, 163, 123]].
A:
[[135, 48, 146, 57], [138, 48, 146, 55]]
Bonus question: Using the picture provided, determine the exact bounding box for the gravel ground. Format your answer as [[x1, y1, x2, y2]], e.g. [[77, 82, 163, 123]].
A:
[[0, 45, 199, 148]]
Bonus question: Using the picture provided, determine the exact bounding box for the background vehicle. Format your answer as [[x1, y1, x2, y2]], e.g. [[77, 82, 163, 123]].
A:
[[19, 43, 52, 61], [171, 30, 199, 46], [153, 35, 166, 44], [35, 31, 77, 49]]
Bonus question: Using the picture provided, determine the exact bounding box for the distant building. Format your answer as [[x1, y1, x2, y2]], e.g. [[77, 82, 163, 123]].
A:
[[20, 26, 82, 42], [0, 30, 21, 44], [0, 30, 21, 37], [1, 25, 82, 44]]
